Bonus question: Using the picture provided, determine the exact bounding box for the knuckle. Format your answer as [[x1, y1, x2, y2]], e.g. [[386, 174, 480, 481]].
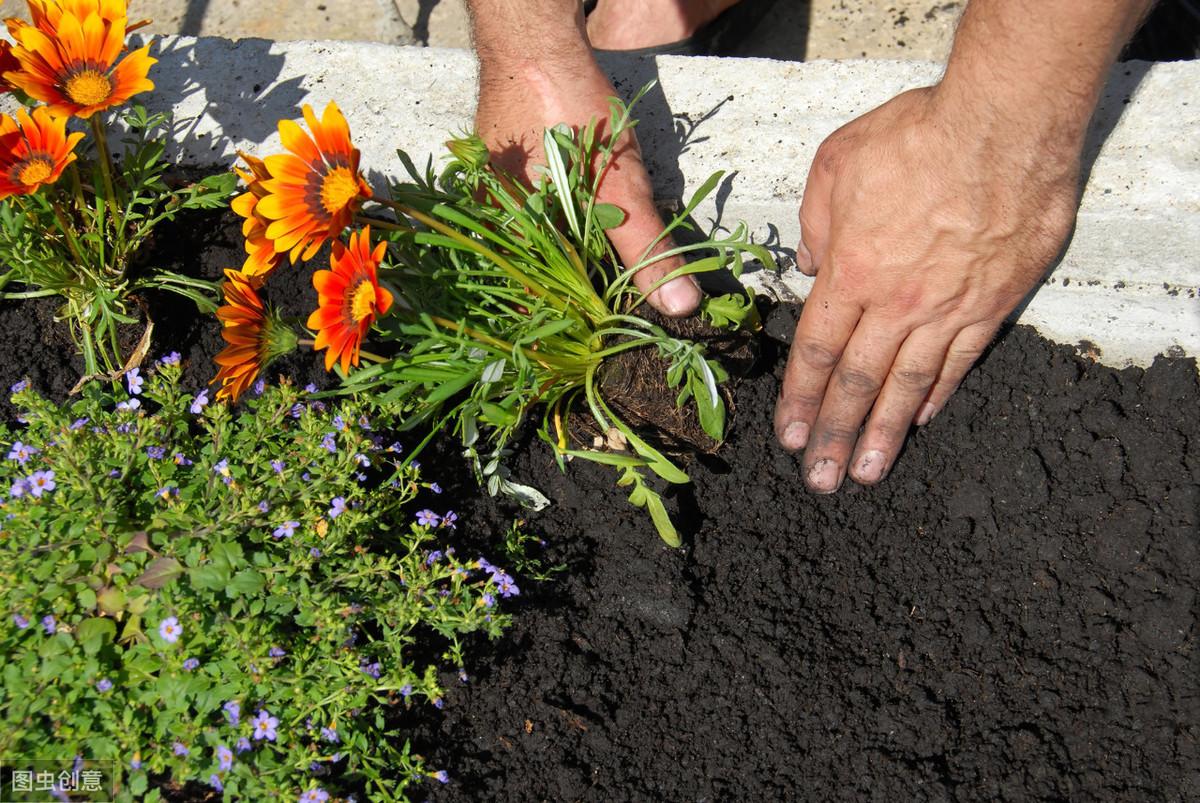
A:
[[795, 339, 841, 372], [812, 422, 860, 450], [835, 367, 883, 399], [887, 363, 937, 393]]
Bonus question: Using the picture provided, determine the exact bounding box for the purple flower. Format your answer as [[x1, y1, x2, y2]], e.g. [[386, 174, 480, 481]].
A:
[[481, 593, 495, 608], [224, 700, 240, 725], [458, 668, 469, 683], [12, 613, 29, 629], [129, 756, 141, 769], [425, 550, 442, 566], [158, 351, 181, 367], [432, 770, 449, 784], [441, 511, 458, 529], [290, 403, 304, 418], [213, 458, 229, 476], [116, 397, 141, 412], [320, 433, 337, 453], [386, 441, 402, 453], [301, 472, 310, 482], [154, 485, 179, 500], [115, 422, 135, 435], [209, 774, 223, 792], [360, 660, 381, 679], [189, 389, 209, 414], [416, 509, 439, 528], [173, 742, 189, 756], [271, 459, 285, 474], [332, 415, 345, 431], [8, 479, 28, 498], [269, 646, 286, 658], [10, 378, 29, 393], [358, 414, 371, 430], [399, 684, 412, 698], [496, 573, 520, 598], [433, 697, 444, 709], [304, 383, 318, 394], [69, 417, 88, 431], [96, 678, 112, 692], [158, 616, 181, 643], [126, 368, 144, 395], [354, 453, 370, 467], [328, 497, 346, 519], [41, 615, 55, 634], [257, 500, 270, 513], [309, 548, 322, 558], [173, 453, 193, 466], [27, 470, 55, 497], [429, 482, 442, 494], [7, 441, 38, 464], [252, 378, 265, 395], [251, 709, 278, 741], [273, 521, 299, 539], [236, 737, 251, 753], [216, 745, 233, 771], [146, 446, 166, 460], [320, 726, 339, 743], [182, 657, 199, 670], [299, 789, 330, 803]]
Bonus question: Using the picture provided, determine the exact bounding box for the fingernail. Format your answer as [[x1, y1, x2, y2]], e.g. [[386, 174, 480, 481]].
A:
[[915, 402, 937, 427], [781, 421, 808, 451], [807, 458, 841, 493], [853, 450, 887, 484], [656, 275, 701, 317]]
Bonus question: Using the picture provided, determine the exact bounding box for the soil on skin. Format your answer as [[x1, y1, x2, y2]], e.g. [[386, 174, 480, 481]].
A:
[[2, 205, 1197, 801]]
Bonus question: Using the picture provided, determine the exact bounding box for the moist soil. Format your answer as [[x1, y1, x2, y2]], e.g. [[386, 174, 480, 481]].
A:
[[2, 206, 1197, 802]]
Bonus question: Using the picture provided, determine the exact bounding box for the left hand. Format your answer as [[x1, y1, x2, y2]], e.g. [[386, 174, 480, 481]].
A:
[[774, 85, 1081, 492]]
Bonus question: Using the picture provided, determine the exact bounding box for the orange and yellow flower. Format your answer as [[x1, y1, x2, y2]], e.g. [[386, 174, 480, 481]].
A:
[[307, 227, 393, 374], [4, 0, 156, 118], [0, 42, 20, 94], [230, 152, 282, 285], [212, 269, 297, 402], [257, 102, 372, 264], [0, 106, 84, 199]]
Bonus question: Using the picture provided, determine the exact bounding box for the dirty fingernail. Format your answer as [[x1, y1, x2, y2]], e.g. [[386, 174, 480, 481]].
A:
[[781, 421, 808, 450], [806, 458, 841, 493], [853, 450, 887, 484], [915, 402, 937, 427], [656, 275, 701, 317]]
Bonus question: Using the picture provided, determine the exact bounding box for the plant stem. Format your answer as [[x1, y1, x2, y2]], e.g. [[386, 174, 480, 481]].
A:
[[89, 114, 121, 228], [50, 203, 87, 267]]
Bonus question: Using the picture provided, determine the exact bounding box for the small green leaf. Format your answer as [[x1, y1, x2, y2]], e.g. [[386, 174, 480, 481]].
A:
[[135, 556, 183, 590], [227, 569, 265, 598], [592, 203, 626, 230], [76, 617, 116, 654]]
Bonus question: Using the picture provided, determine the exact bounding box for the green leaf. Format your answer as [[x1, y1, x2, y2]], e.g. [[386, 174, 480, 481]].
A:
[[227, 569, 265, 597], [135, 556, 183, 590], [190, 564, 229, 591], [700, 291, 760, 331], [76, 617, 116, 654], [592, 203, 626, 230]]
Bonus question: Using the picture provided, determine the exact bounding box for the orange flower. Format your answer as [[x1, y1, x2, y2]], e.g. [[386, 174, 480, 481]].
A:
[[230, 152, 282, 285], [4, 0, 155, 118], [0, 106, 84, 199], [306, 227, 393, 374], [257, 102, 372, 264], [212, 269, 297, 402], [0, 42, 20, 94]]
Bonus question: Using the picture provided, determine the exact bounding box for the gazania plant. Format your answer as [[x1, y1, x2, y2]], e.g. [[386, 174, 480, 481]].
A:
[[219, 87, 770, 544], [0, 0, 234, 377]]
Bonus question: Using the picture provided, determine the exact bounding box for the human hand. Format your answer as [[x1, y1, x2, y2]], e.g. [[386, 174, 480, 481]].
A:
[[474, 63, 701, 316], [774, 86, 1081, 492]]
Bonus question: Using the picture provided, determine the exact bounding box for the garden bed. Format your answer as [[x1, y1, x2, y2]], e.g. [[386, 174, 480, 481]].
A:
[[3, 203, 1196, 800]]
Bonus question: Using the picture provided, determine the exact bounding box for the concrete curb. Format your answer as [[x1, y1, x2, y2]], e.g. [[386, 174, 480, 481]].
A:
[[32, 38, 1200, 366]]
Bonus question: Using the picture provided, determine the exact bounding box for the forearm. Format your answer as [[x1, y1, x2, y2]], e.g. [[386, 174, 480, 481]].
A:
[[935, 0, 1154, 151]]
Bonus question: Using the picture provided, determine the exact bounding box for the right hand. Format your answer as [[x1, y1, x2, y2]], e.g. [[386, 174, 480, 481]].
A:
[[474, 63, 701, 317]]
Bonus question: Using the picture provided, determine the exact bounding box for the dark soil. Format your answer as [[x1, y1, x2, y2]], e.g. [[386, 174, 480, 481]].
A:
[[2, 205, 1197, 802]]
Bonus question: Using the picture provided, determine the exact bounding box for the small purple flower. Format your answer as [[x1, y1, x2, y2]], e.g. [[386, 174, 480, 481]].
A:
[[216, 745, 233, 771], [269, 646, 286, 658], [332, 415, 345, 431], [173, 453, 193, 466], [69, 417, 88, 431], [129, 756, 141, 769], [355, 472, 367, 482], [158, 351, 181, 366], [432, 770, 449, 784], [41, 615, 55, 634], [224, 700, 240, 725], [328, 497, 346, 519], [320, 433, 337, 453], [354, 453, 370, 467], [429, 482, 442, 494], [236, 737, 251, 753], [386, 441, 402, 453], [399, 684, 412, 698], [251, 709, 278, 741], [481, 593, 495, 608], [189, 389, 209, 414], [155, 485, 178, 501], [320, 726, 339, 743], [360, 660, 381, 679], [273, 521, 299, 539], [433, 697, 444, 709], [115, 422, 135, 435], [309, 547, 322, 558], [358, 414, 371, 430], [252, 378, 265, 395], [458, 668, 469, 683], [416, 509, 439, 528], [213, 458, 229, 476], [159, 616, 181, 643], [209, 774, 223, 792], [27, 470, 55, 498], [12, 613, 29, 629], [301, 472, 310, 482], [425, 550, 442, 566], [173, 742, 189, 756], [496, 574, 520, 598], [271, 459, 285, 474], [146, 446, 166, 460], [441, 511, 458, 529], [290, 403, 304, 418], [96, 678, 112, 692], [8, 479, 28, 498], [126, 368, 144, 395], [7, 441, 38, 464], [10, 378, 29, 393], [182, 657, 200, 671], [116, 397, 141, 412], [304, 383, 318, 394], [299, 789, 330, 803], [257, 500, 270, 513]]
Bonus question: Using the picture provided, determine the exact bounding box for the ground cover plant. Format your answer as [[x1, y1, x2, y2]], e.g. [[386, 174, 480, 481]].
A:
[[219, 90, 772, 545], [0, 0, 234, 377], [0, 359, 526, 801]]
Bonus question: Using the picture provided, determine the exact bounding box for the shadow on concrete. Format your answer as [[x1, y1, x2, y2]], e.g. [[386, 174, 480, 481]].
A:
[[180, 0, 210, 36], [145, 36, 307, 164], [411, 0, 440, 46]]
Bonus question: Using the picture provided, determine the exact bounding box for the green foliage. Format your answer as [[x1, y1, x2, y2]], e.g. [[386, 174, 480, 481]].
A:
[[0, 365, 520, 802], [343, 85, 773, 545], [0, 105, 235, 376]]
